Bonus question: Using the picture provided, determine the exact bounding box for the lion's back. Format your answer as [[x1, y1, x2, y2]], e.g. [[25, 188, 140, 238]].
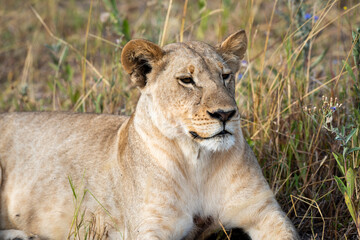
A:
[[0, 112, 128, 168]]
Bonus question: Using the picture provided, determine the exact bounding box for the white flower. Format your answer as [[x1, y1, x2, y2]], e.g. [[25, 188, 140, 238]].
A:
[[100, 12, 110, 23]]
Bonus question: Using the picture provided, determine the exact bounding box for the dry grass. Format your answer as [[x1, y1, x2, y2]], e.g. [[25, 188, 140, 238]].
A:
[[1, 0, 360, 239]]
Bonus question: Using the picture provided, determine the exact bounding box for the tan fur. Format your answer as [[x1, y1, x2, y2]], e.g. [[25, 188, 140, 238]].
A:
[[0, 31, 299, 240]]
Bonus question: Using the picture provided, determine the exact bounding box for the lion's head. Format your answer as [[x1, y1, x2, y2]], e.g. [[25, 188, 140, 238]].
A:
[[121, 30, 247, 152]]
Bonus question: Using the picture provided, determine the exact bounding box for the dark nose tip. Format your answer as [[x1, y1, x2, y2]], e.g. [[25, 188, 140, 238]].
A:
[[207, 109, 236, 122]]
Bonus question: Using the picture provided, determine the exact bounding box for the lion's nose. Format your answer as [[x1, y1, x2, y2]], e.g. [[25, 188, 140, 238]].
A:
[[207, 109, 236, 123]]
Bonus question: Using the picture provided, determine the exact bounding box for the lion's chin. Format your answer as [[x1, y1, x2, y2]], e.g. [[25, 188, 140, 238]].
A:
[[198, 134, 236, 152]]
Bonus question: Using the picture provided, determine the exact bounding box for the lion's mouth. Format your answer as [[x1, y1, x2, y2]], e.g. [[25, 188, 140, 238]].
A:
[[189, 130, 232, 140]]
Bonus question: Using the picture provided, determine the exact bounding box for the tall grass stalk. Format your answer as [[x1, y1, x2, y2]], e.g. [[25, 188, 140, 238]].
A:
[[81, 0, 94, 112]]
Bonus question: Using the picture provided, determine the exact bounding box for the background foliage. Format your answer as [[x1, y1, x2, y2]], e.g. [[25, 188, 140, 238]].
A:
[[1, 0, 360, 239]]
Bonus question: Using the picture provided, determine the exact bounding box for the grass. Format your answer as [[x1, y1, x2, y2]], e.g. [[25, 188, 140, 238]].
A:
[[1, 0, 360, 239]]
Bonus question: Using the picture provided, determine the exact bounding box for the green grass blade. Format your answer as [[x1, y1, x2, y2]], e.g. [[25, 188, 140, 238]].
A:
[[345, 128, 357, 145], [347, 147, 360, 154], [333, 153, 345, 175], [345, 168, 355, 197], [344, 192, 357, 223], [334, 175, 346, 195], [342, 60, 356, 82]]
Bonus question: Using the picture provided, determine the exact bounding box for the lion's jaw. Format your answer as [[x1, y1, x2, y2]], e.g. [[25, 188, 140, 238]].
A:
[[188, 120, 240, 152], [194, 131, 236, 152]]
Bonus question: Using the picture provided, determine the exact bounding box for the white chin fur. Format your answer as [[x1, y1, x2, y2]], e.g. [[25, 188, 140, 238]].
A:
[[198, 135, 235, 152]]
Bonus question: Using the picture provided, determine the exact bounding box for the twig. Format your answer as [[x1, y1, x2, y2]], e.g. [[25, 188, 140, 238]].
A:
[[88, 33, 122, 48], [218, 220, 231, 240], [160, 0, 173, 47], [81, 0, 94, 111], [180, 0, 188, 42]]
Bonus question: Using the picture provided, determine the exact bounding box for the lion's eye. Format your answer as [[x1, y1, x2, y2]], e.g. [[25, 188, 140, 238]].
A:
[[179, 77, 194, 85], [222, 74, 231, 81]]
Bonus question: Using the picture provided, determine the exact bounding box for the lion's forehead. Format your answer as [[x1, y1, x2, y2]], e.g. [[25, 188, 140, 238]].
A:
[[163, 42, 226, 73]]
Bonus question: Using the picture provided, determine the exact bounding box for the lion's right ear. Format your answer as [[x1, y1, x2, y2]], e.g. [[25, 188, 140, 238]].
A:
[[216, 30, 247, 73], [121, 39, 165, 88]]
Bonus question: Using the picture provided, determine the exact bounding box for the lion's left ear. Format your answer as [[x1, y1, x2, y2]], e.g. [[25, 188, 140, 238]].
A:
[[121, 39, 165, 88], [217, 30, 247, 73]]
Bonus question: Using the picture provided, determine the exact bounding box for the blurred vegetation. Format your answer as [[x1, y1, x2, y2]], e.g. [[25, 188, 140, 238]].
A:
[[1, 0, 360, 239]]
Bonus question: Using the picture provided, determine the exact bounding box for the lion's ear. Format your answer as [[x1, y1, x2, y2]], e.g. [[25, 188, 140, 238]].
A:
[[121, 39, 165, 88], [217, 30, 247, 73]]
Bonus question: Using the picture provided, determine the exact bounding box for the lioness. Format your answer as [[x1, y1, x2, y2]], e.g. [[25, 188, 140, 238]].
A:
[[0, 30, 298, 240]]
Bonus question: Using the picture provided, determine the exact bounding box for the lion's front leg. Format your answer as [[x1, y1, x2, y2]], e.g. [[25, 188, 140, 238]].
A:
[[246, 206, 299, 240], [133, 205, 193, 240], [246, 198, 299, 240], [217, 147, 299, 240], [129, 177, 194, 240], [221, 188, 299, 240]]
